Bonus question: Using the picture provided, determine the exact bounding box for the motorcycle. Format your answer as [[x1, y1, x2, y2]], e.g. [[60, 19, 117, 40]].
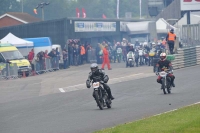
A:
[[126, 51, 135, 67], [158, 69, 172, 94], [92, 81, 112, 110], [116, 47, 122, 63], [138, 49, 144, 65], [148, 50, 156, 66]]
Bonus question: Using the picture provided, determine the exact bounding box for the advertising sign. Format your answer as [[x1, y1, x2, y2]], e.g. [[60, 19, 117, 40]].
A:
[[74, 21, 116, 32], [181, 0, 200, 11]]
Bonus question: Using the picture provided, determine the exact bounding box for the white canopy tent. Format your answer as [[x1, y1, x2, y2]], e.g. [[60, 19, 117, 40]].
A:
[[126, 21, 150, 34], [156, 18, 177, 34], [0, 33, 33, 56]]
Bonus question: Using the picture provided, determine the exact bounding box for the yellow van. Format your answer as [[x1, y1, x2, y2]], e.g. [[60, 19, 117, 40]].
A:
[[0, 43, 31, 76]]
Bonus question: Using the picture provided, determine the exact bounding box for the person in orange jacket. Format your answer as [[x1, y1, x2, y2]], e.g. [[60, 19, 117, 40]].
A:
[[80, 44, 85, 64], [101, 44, 112, 70], [166, 29, 176, 54]]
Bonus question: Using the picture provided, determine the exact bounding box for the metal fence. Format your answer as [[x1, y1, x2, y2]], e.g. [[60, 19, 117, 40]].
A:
[[87, 49, 97, 63], [181, 24, 200, 47], [34, 57, 59, 74], [0, 63, 18, 80]]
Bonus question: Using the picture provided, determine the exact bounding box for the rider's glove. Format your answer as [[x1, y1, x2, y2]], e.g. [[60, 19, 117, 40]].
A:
[[86, 80, 91, 88]]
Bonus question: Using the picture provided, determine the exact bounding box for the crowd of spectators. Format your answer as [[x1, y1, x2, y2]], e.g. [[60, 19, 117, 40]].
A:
[[27, 38, 167, 75]]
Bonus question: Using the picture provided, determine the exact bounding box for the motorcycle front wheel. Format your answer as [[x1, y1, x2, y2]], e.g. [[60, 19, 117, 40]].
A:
[[94, 90, 104, 110], [105, 95, 112, 108], [167, 77, 171, 94], [161, 78, 167, 94]]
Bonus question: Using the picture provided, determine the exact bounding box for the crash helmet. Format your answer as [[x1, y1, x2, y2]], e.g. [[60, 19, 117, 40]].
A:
[[90, 63, 99, 74], [143, 42, 148, 46], [170, 28, 174, 33], [160, 52, 167, 61], [152, 42, 156, 46]]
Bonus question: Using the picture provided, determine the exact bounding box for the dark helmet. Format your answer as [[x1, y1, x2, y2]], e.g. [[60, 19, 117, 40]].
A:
[[170, 28, 174, 33], [90, 63, 98, 74]]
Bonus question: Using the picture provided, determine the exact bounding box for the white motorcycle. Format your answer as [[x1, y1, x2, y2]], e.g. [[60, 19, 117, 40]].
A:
[[158, 69, 172, 94], [138, 49, 144, 66], [126, 51, 135, 67], [116, 47, 122, 63]]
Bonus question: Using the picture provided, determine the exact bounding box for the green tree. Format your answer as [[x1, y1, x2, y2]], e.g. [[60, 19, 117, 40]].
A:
[[0, 0, 20, 15], [0, 0, 148, 20]]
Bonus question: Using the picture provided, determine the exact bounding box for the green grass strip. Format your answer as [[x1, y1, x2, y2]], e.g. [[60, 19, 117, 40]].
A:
[[95, 103, 200, 133]]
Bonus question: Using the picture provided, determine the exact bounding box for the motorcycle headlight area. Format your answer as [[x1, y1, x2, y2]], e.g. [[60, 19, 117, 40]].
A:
[[159, 72, 167, 77], [93, 82, 100, 88]]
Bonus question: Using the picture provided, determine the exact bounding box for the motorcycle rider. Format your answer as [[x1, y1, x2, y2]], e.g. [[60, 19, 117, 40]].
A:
[[86, 63, 115, 100], [155, 53, 175, 87]]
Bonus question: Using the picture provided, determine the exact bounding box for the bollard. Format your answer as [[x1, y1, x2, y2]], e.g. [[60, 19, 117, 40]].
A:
[[22, 71, 26, 78]]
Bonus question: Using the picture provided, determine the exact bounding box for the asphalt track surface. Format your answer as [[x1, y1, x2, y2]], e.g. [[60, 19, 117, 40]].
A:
[[0, 64, 200, 133]]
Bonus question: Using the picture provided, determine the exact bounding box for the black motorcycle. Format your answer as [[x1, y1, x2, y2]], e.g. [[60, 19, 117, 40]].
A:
[[92, 81, 112, 110]]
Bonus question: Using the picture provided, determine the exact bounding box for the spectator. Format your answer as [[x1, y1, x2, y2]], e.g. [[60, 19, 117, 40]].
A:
[[41, 51, 45, 70], [48, 49, 56, 58], [73, 44, 78, 66], [63, 49, 68, 69], [80, 44, 86, 65], [95, 43, 101, 64], [48, 49, 57, 69], [86, 44, 91, 63], [44, 50, 50, 58], [56, 47, 60, 69], [68, 44, 74, 66], [28, 49, 35, 75], [36, 51, 44, 72]]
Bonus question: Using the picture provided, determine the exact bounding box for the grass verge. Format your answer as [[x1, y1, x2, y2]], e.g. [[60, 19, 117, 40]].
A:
[[95, 103, 200, 133]]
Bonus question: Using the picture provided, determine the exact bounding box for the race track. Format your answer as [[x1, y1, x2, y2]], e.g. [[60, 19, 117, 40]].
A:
[[0, 64, 200, 133]]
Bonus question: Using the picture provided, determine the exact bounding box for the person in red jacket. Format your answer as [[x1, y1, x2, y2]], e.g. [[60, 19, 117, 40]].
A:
[[28, 49, 35, 75], [101, 45, 112, 70]]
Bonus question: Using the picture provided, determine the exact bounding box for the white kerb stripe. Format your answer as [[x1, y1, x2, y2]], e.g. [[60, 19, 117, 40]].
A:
[[59, 88, 65, 93]]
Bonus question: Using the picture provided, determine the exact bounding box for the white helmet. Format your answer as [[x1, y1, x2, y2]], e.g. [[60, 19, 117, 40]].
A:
[[160, 53, 166, 61], [143, 42, 148, 46]]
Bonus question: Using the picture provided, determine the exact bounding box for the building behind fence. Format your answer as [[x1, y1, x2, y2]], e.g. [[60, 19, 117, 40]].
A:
[[181, 24, 200, 47]]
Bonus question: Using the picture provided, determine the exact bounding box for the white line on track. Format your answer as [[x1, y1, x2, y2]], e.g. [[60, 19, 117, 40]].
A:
[[59, 88, 65, 93]]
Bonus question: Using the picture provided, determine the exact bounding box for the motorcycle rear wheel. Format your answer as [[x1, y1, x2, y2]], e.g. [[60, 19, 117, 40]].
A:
[[94, 91, 104, 110]]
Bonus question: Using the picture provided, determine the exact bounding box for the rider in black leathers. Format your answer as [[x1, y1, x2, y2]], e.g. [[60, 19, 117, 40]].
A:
[[86, 63, 115, 100], [155, 53, 175, 87]]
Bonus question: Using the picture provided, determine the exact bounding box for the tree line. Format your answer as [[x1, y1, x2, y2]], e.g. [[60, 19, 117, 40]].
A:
[[0, 0, 148, 20]]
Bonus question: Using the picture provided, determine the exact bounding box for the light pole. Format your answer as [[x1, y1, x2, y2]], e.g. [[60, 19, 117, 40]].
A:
[[16, 0, 23, 12], [117, 0, 119, 19], [21, 0, 23, 13], [35, 2, 50, 21], [139, 0, 142, 19]]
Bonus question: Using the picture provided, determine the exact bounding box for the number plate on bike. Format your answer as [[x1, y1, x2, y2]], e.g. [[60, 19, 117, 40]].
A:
[[93, 82, 100, 88], [160, 71, 167, 77]]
